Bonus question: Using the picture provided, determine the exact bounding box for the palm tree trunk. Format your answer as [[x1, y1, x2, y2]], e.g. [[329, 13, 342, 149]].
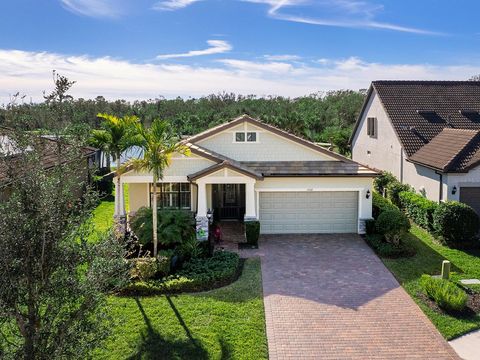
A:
[[152, 176, 158, 257]]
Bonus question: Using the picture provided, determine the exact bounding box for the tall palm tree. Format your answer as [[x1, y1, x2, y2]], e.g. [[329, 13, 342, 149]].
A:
[[124, 119, 190, 256], [91, 113, 139, 216]]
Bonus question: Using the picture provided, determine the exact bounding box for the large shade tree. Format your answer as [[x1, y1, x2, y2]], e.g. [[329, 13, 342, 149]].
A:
[[124, 119, 190, 256], [0, 131, 128, 359], [91, 113, 139, 216]]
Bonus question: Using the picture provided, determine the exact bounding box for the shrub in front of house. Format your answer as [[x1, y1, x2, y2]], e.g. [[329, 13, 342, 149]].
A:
[[420, 274, 468, 312], [130, 207, 195, 247], [375, 209, 410, 246], [433, 201, 480, 248], [121, 251, 240, 295], [365, 234, 413, 258], [386, 181, 413, 208], [372, 192, 398, 219], [399, 191, 438, 232], [373, 171, 397, 195], [129, 257, 159, 281], [245, 221, 261, 246]]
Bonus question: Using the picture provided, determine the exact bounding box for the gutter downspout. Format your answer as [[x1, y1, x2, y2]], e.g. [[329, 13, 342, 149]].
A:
[[435, 171, 443, 202], [400, 149, 404, 183]]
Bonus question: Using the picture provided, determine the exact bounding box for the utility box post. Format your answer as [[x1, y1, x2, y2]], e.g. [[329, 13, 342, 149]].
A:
[[441, 260, 451, 280]]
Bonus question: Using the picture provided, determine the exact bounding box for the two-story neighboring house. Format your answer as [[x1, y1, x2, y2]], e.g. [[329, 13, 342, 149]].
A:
[[117, 115, 377, 237], [350, 80, 480, 216]]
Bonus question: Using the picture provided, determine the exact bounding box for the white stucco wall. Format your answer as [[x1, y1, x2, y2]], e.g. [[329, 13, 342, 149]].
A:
[[446, 165, 480, 201], [197, 122, 337, 161], [351, 91, 403, 179], [254, 177, 373, 220], [402, 158, 443, 201]]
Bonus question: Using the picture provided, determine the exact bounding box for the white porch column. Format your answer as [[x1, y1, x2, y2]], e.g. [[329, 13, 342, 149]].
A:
[[195, 180, 209, 241], [114, 179, 126, 217], [244, 181, 257, 220], [197, 181, 207, 217]]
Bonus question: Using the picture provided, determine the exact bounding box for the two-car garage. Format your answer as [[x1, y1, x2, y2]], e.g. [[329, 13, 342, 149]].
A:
[[258, 191, 359, 234]]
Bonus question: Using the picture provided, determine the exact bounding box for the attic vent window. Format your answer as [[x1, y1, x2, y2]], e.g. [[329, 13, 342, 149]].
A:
[[367, 117, 377, 138]]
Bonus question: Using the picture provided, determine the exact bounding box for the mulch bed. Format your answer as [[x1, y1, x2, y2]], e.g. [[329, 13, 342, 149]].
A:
[[238, 243, 258, 250], [418, 290, 480, 318]]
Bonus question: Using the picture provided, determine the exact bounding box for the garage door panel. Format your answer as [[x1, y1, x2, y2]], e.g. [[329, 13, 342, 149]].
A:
[[259, 191, 358, 234]]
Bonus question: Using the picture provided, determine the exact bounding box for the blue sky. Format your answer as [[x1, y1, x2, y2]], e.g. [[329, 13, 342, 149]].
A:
[[2, 0, 480, 102]]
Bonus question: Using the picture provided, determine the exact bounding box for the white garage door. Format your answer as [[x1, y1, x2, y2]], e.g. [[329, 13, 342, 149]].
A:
[[259, 191, 358, 234]]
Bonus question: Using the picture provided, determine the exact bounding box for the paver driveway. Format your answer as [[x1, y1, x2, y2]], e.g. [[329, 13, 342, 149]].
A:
[[259, 234, 459, 360]]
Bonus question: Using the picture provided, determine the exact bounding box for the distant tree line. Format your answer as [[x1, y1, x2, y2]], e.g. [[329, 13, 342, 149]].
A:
[[1, 78, 366, 155]]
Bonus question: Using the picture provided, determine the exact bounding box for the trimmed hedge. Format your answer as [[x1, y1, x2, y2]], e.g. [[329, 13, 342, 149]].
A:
[[372, 192, 398, 219], [386, 181, 413, 208], [245, 221, 260, 246], [376, 209, 411, 245], [365, 234, 414, 258], [373, 171, 396, 195], [399, 191, 438, 232], [420, 274, 468, 312], [433, 201, 479, 248], [121, 251, 240, 295]]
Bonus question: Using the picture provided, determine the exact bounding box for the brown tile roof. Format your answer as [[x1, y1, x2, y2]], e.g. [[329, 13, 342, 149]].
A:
[[240, 161, 378, 177], [0, 129, 97, 184], [351, 81, 480, 159], [409, 128, 480, 172]]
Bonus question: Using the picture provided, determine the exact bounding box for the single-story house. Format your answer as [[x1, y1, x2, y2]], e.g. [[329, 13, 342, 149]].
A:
[[350, 80, 480, 216], [117, 115, 377, 237], [0, 127, 98, 201]]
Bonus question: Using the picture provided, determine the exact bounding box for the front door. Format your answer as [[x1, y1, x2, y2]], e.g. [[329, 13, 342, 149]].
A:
[[212, 184, 245, 220]]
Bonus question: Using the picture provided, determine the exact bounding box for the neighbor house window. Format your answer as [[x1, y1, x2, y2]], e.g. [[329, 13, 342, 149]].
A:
[[246, 132, 257, 142], [235, 132, 245, 142], [150, 182, 191, 209], [367, 117, 377, 138], [234, 131, 258, 142]]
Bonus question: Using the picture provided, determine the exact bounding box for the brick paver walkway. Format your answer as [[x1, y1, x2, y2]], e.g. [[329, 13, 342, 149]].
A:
[[260, 234, 460, 360]]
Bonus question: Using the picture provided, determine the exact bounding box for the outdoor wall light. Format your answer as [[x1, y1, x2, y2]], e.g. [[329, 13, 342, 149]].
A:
[[366, 190, 371, 199], [451, 186, 457, 195], [206, 209, 214, 224]]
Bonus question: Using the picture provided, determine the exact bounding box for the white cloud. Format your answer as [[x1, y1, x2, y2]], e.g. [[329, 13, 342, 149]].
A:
[[60, 0, 125, 18], [156, 40, 232, 59], [152, 0, 202, 11], [244, 0, 443, 35], [263, 54, 302, 61], [1, 50, 479, 104]]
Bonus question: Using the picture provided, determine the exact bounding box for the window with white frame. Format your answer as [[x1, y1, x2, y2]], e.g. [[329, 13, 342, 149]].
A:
[[150, 183, 191, 209], [234, 131, 258, 142], [367, 117, 377, 138]]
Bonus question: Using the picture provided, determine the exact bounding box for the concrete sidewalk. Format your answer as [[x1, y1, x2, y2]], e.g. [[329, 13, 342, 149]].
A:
[[450, 330, 480, 360]]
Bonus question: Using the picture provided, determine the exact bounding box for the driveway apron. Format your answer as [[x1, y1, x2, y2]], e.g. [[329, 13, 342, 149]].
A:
[[259, 234, 460, 360]]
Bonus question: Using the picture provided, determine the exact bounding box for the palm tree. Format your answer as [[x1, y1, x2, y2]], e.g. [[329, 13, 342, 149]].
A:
[[91, 113, 139, 216], [124, 119, 190, 256]]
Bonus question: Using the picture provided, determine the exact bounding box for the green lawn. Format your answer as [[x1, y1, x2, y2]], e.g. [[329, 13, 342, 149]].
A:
[[89, 184, 129, 241], [94, 258, 268, 360], [90, 184, 267, 359], [381, 225, 480, 339]]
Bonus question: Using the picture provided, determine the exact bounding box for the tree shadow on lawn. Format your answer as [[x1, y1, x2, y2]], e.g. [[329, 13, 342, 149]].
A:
[[128, 297, 209, 360], [388, 232, 463, 284]]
